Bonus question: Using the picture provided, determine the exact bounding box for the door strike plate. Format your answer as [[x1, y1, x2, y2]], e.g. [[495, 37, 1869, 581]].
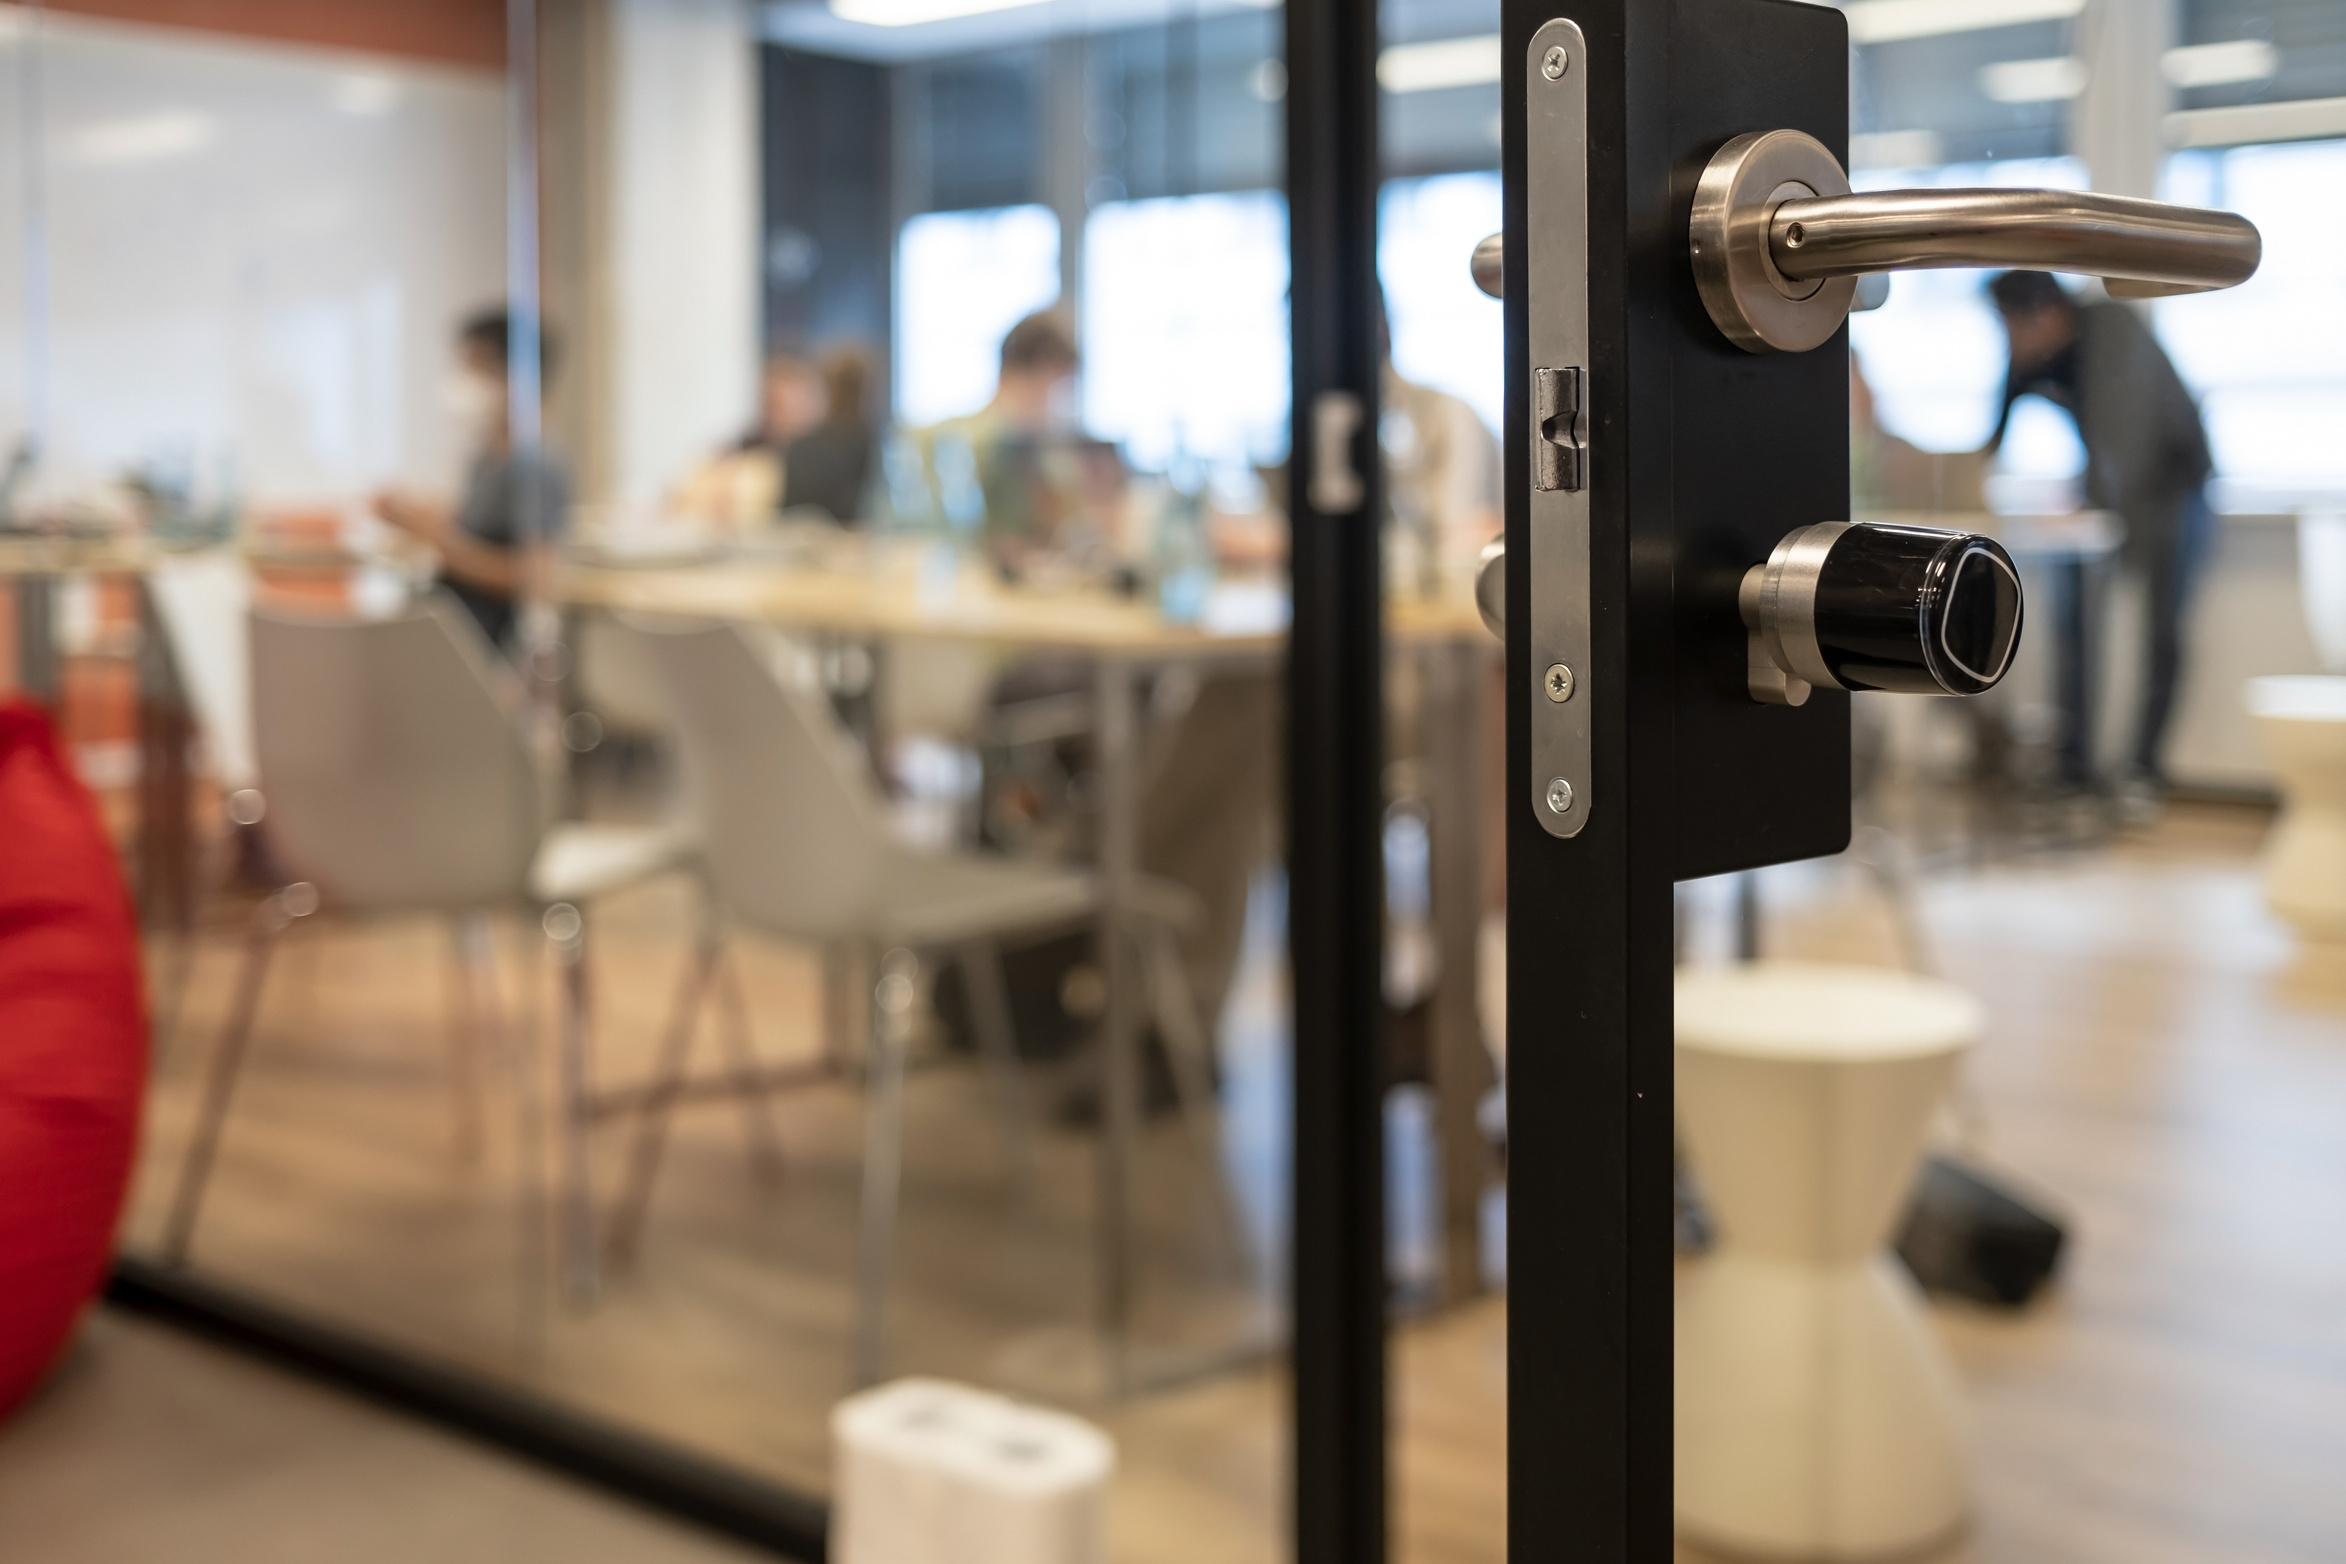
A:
[[1533, 365, 1586, 493], [1526, 18, 1590, 839]]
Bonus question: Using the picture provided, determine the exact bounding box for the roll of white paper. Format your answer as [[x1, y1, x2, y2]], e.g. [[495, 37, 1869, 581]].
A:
[[832, 1378, 1115, 1564]]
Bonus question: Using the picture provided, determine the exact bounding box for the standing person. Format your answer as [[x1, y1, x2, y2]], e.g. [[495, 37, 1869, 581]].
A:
[[374, 308, 571, 653], [1988, 271, 2214, 801], [783, 346, 879, 523]]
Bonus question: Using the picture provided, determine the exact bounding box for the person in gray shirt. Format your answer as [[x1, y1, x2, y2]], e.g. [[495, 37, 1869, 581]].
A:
[[375, 308, 569, 652], [1989, 270, 2214, 794]]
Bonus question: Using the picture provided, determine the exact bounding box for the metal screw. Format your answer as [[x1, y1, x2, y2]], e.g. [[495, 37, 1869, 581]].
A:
[[1545, 777, 1576, 815], [1543, 662, 1576, 703], [1542, 46, 1569, 79]]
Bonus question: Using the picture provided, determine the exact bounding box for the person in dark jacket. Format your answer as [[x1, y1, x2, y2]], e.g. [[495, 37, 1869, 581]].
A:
[[782, 347, 878, 523], [374, 308, 570, 653], [1989, 270, 2214, 794]]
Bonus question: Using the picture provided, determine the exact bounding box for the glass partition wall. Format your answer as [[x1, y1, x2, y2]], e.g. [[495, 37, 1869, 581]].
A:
[[1365, 2, 1508, 1561], [6, 2, 1313, 1556]]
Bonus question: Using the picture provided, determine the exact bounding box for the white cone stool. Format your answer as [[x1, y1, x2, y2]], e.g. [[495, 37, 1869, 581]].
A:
[[2247, 676, 2346, 936], [1674, 961, 1980, 1561]]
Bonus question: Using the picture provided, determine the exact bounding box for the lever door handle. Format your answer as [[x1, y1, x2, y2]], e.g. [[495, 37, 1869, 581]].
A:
[[1691, 129, 2262, 352], [1765, 188, 2259, 293]]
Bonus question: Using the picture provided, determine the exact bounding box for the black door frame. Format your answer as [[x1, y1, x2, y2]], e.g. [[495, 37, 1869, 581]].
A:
[[1284, 0, 1391, 1555], [1494, 1, 1852, 1559]]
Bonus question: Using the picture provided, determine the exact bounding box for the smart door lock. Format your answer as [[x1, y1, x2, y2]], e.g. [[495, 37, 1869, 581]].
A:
[[1740, 521, 2022, 706], [1481, 516, 2028, 708]]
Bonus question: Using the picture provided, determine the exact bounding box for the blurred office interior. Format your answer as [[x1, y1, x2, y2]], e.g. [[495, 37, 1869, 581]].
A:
[[0, 0, 2342, 1561]]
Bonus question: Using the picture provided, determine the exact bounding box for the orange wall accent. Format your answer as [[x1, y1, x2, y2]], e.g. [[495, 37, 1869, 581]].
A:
[[29, 0, 508, 71]]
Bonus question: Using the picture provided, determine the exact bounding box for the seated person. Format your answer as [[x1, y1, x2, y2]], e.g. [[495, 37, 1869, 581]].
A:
[[374, 308, 570, 652], [915, 311, 1122, 573], [783, 346, 880, 524], [672, 354, 825, 533]]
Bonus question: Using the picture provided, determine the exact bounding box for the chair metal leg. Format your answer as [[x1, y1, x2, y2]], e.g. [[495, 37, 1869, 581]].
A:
[[152, 920, 202, 1073], [153, 814, 260, 1070], [443, 918, 488, 1162], [712, 948, 789, 1189], [1140, 921, 1250, 1271], [605, 923, 721, 1270], [821, 941, 854, 1073], [544, 904, 599, 1308], [464, 911, 547, 1360], [159, 884, 313, 1264], [852, 946, 917, 1389], [957, 941, 1035, 1202]]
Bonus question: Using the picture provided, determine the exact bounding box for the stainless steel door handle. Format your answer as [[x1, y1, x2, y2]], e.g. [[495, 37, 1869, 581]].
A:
[[1691, 129, 2262, 352], [1471, 232, 1504, 300], [1766, 189, 2259, 292]]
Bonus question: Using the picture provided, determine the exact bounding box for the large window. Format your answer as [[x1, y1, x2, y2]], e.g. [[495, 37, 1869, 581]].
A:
[[1378, 170, 1503, 437], [2161, 138, 2346, 508], [1080, 189, 1289, 474], [1850, 141, 2346, 510], [1847, 155, 2087, 461], [892, 203, 1060, 426]]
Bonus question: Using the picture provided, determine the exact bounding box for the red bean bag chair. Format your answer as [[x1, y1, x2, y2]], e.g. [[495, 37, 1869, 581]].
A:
[[0, 700, 146, 1415]]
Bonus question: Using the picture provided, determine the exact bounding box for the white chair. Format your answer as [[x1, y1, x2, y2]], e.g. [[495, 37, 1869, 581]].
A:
[[143, 555, 263, 1049], [158, 596, 749, 1308], [574, 606, 680, 740], [145, 554, 259, 800], [630, 616, 1228, 1385]]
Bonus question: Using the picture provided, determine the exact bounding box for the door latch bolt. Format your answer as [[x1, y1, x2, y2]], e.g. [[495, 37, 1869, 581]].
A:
[[1533, 365, 1586, 493]]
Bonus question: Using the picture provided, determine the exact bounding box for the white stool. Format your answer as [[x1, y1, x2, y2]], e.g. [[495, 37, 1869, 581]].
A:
[[2247, 675, 2346, 936], [832, 1378, 1114, 1564], [1674, 961, 1980, 1561]]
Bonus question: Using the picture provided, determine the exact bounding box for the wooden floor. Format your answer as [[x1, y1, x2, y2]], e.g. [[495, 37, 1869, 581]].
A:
[[0, 1312, 766, 1564], [108, 800, 2346, 1564]]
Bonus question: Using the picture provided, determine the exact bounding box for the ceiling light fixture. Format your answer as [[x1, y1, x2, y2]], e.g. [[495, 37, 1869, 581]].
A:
[[2163, 39, 2279, 89], [828, 0, 1048, 29], [1377, 34, 1502, 94], [1980, 55, 2088, 104], [1843, 0, 2084, 47]]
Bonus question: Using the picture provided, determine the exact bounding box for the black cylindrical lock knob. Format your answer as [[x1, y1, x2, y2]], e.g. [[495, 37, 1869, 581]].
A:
[[1740, 521, 2023, 706]]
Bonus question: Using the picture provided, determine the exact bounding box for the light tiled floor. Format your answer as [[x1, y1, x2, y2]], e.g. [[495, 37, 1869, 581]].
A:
[[0, 1310, 767, 1564]]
